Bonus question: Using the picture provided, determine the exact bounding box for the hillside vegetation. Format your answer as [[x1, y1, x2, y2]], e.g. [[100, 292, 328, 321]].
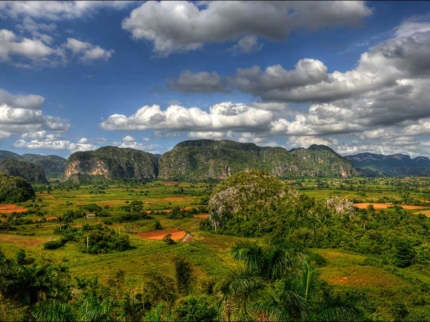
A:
[[0, 160, 48, 184], [0, 174, 35, 203], [158, 140, 355, 181]]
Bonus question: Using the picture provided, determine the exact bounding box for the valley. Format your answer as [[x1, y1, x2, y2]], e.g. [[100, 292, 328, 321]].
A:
[[1, 174, 430, 320]]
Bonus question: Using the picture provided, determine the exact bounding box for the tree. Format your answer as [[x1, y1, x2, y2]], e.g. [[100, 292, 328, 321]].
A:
[[173, 296, 218, 322], [174, 257, 194, 295], [162, 234, 175, 245], [394, 240, 415, 268], [15, 249, 26, 265], [1, 257, 70, 321]]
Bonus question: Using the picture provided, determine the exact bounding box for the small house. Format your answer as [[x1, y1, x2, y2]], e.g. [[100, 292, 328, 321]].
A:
[[85, 213, 96, 219]]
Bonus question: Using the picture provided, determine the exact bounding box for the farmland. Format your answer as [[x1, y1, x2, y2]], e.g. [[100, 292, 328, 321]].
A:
[[1, 177, 430, 320]]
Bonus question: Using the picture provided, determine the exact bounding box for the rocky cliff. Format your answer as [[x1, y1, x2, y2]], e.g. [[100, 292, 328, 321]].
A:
[[0, 159, 48, 184], [158, 140, 355, 180], [65, 146, 158, 182]]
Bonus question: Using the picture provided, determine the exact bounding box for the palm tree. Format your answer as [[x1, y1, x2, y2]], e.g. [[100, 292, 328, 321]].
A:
[[2, 263, 70, 321], [218, 267, 264, 321]]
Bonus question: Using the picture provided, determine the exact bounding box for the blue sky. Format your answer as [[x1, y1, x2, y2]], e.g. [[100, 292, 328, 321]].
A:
[[2, 1, 430, 158]]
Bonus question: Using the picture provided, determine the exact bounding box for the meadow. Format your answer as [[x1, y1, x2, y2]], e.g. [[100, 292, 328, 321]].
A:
[[1, 177, 430, 320]]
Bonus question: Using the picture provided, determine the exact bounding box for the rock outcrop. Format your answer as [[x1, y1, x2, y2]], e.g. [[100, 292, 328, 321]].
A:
[[65, 146, 158, 183]]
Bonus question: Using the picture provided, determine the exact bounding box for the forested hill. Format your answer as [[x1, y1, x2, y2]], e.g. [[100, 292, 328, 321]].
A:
[[0, 150, 66, 179], [158, 140, 355, 181], [346, 152, 430, 176], [0, 160, 48, 184]]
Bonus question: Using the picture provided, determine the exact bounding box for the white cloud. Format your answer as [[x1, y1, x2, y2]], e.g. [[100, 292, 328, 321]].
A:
[[188, 131, 234, 140], [0, 88, 70, 142], [14, 134, 98, 153], [100, 102, 275, 133], [0, 88, 44, 109], [287, 136, 337, 149], [0, 1, 134, 21], [0, 30, 113, 67], [65, 38, 114, 62], [0, 29, 61, 64], [114, 136, 159, 153], [122, 1, 371, 56], [231, 35, 263, 54]]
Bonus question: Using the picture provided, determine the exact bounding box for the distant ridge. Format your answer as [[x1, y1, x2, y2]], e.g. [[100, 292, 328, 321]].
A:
[[0, 150, 66, 179], [346, 152, 430, 176]]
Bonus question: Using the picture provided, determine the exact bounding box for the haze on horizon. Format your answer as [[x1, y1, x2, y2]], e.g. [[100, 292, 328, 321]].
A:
[[1, 1, 430, 158]]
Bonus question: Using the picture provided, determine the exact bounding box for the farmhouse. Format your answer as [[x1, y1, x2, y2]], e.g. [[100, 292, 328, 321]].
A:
[[85, 213, 96, 219]]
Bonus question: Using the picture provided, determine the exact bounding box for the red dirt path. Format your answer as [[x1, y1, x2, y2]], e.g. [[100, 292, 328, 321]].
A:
[[0, 204, 27, 214], [137, 229, 186, 241], [194, 214, 210, 219], [354, 203, 426, 210]]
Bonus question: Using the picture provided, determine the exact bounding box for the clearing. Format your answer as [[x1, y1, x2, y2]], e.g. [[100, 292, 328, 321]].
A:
[[354, 203, 426, 210], [0, 204, 28, 214], [136, 229, 186, 241]]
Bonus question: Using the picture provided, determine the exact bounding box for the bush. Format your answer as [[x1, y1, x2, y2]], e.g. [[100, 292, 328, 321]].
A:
[[163, 234, 175, 245], [43, 240, 65, 250]]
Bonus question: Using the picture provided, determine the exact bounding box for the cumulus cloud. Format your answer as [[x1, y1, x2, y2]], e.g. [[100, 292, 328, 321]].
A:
[[122, 1, 371, 56], [0, 88, 44, 109], [0, 29, 113, 67], [65, 38, 114, 62], [231, 35, 263, 54], [14, 134, 98, 153], [100, 102, 274, 133], [0, 88, 70, 142], [187, 131, 234, 140], [229, 19, 430, 105], [286, 136, 337, 149], [0, 1, 133, 21], [113, 136, 159, 152], [166, 71, 229, 93], [0, 29, 62, 64]]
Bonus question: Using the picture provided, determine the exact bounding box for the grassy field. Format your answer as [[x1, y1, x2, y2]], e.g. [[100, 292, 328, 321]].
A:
[[1, 177, 430, 320]]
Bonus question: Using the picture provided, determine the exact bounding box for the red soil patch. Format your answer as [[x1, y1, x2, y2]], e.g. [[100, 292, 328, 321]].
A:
[[194, 214, 210, 219], [161, 181, 179, 185], [137, 229, 186, 241], [46, 216, 58, 221], [354, 203, 426, 210], [164, 197, 186, 202], [0, 204, 27, 214]]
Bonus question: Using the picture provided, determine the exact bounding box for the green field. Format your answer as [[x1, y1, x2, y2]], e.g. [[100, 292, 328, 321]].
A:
[[1, 177, 430, 321]]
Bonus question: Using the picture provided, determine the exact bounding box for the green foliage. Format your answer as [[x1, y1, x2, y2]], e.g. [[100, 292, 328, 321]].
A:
[[174, 257, 194, 295], [0, 159, 48, 183], [78, 225, 133, 254], [173, 296, 218, 322], [159, 139, 354, 181], [394, 240, 415, 268], [162, 233, 176, 245], [43, 240, 66, 250], [0, 173, 35, 203], [15, 249, 26, 265]]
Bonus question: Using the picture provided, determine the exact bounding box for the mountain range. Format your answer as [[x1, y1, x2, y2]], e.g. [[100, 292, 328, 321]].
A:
[[1, 141, 430, 183]]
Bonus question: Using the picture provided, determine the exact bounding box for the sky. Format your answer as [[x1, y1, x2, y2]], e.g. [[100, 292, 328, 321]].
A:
[[2, 1, 430, 158]]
